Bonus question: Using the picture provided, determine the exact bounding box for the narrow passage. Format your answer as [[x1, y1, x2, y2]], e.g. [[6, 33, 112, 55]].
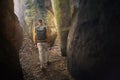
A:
[[19, 33, 73, 80]]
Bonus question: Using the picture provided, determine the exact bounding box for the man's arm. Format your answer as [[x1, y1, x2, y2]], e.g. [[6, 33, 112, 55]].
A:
[[46, 27, 50, 43], [33, 27, 37, 45]]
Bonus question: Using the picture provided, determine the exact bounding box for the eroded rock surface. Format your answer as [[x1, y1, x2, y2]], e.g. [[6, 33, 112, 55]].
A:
[[67, 0, 120, 80], [0, 0, 23, 80], [51, 0, 71, 56]]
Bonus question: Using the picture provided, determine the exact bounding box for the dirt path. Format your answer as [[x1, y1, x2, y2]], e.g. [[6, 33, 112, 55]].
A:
[[19, 34, 73, 80]]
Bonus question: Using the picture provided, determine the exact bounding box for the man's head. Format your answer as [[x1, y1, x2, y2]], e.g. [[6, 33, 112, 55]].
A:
[[37, 19, 43, 26]]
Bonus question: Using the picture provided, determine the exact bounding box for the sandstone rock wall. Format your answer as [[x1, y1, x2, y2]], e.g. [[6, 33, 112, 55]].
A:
[[14, 0, 26, 30], [0, 0, 23, 80], [51, 0, 71, 56], [67, 0, 120, 80]]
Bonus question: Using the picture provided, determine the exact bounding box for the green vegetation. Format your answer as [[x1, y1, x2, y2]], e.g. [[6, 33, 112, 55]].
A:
[[24, 0, 38, 37], [25, 0, 37, 26]]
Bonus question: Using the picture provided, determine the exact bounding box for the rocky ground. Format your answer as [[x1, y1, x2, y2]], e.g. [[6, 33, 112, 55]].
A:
[[19, 33, 73, 80]]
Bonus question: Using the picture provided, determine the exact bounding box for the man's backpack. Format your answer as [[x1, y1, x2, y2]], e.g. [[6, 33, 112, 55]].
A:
[[36, 27, 47, 40]]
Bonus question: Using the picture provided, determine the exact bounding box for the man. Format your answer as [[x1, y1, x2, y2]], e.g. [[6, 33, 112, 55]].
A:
[[33, 19, 50, 70]]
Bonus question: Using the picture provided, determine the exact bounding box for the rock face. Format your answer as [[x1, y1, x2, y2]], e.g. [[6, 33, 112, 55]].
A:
[[0, 0, 23, 80], [14, 0, 26, 30], [45, 10, 57, 47], [51, 0, 71, 56], [70, 0, 79, 17], [67, 0, 120, 80]]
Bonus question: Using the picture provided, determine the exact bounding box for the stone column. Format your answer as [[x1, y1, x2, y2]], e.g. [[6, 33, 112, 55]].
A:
[[51, 0, 71, 56]]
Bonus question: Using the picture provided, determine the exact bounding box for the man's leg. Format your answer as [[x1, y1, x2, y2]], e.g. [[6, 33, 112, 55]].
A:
[[37, 43, 45, 68], [44, 43, 49, 65]]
